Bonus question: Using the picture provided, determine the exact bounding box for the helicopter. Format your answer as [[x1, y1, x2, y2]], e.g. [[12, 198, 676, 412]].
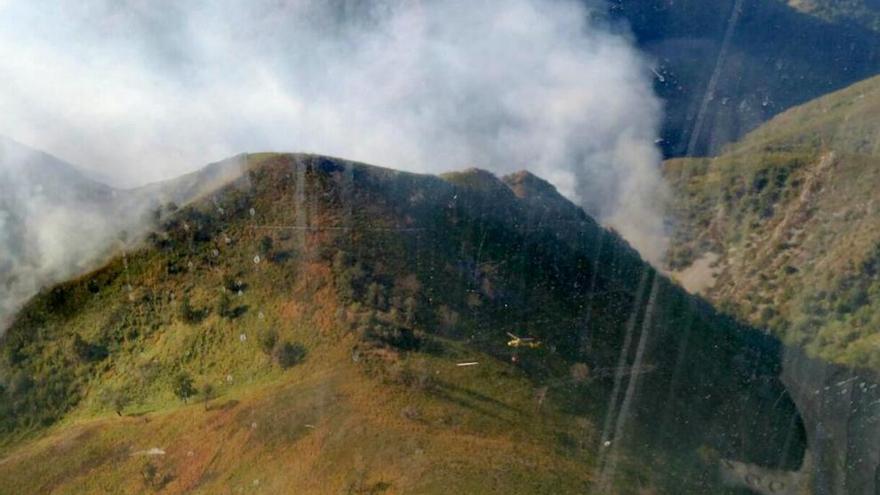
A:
[[506, 332, 542, 349]]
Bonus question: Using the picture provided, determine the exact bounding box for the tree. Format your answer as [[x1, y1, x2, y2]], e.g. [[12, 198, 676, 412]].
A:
[[172, 372, 195, 404], [403, 296, 418, 325], [258, 329, 278, 355], [217, 291, 232, 318], [218, 291, 247, 319], [332, 251, 366, 303], [71, 334, 109, 363], [141, 460, 172, 490], [273, 342, 307, 369], [260, 235, 274, 254], [99, 386, 131, 416], [200, 382, 217, 411], [179, 296, 208, 324], [365, 282, 386, 309], [570, 363, 591, 384]]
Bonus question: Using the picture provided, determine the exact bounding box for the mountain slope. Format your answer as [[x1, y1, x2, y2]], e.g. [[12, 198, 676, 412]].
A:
[[665, 73, 880, 368], [0, 153, 804, 494], [787, 0, 880, 32], [610, 0, 880, 157], [0, 137, 122, 328], [0, 138, 246, 330], [665, 73, 880, 494]]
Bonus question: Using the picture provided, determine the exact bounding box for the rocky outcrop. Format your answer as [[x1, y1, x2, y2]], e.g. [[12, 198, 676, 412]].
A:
[[782, 347, 880, 494]]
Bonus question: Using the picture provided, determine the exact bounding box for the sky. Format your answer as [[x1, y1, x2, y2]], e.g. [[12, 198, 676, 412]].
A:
[[0, 0, 668, 262]]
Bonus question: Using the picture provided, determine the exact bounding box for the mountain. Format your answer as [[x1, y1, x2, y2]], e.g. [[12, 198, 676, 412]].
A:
[[787, 0, 880, 32], [0, 154, 804, 494], [0, 137, 120, 328], [664, 73, 880, 494], [665, 73, 880, 368], [0, 137, 247, 330], [609, 0, 880, 157]]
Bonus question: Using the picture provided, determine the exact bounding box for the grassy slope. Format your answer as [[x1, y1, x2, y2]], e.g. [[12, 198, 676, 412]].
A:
[[788, 0, 880, 32], [0, 155, 595, 494], [0, 343, 595, 494], [665, 73, 880, 368], [1, 154, 803, 494]]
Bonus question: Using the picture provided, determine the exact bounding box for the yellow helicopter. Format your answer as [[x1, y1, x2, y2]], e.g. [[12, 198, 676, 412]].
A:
[[506, 332, 542, 349]]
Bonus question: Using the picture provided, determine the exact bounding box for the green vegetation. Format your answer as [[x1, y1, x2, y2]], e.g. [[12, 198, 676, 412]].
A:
[[789, 0, 880, 32], [0, 153, 803, 494], [172, 372, 196, 404], [199, 382, 216, 411], [665, 73, 880, 369], [179, 296, 209, 324], [99, 386, 132, 416], [272, 341, 307, 369]]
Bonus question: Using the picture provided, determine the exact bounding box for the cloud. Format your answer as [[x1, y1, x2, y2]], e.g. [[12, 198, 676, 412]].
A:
[[0, 0, 667, 262]]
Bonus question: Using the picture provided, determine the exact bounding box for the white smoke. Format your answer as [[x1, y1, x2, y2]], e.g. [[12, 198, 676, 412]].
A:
[[0, 0, 668, 322], [0, 137, 119, 326]]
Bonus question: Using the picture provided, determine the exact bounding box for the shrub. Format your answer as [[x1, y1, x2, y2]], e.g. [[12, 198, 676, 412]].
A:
[[332, 251, 367, 303], [218, 292, 248, 319], [570, 362, 591, 384], [365, 324, 421, 351], [260, 235, 274, 253], [172, 372, 195, 404], [396, 361, 434, 390], [179, 296, 208, 324], [365, 282, 386, 309], [402, 296, 418, 325], [99, 386, 131, 416], [273, 342, 307, 369], [258, 329, 278, 355], [222, 275, 245, 293], [142, 461, 173, 490], [200, 382, 217, 411], [217, 292, 231, 317], [71, 335, 109, 363]]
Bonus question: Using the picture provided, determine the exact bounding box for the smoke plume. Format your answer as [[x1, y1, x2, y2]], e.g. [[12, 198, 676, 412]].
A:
[[0, 0, 668, 324]]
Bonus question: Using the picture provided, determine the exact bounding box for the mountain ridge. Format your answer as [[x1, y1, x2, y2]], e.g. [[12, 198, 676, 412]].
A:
[[0, 152, 805, 494], [0, 140, 250, 332]]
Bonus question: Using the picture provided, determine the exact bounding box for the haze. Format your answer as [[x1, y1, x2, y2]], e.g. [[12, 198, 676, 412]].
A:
[[0, 0, 667, 261]]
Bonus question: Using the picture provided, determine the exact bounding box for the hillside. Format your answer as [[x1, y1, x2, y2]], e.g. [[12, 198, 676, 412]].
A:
[[665, 73, 880, 494], [665, 73, 880, 369], [0, 137, 119, 327], [0, 154, 804, 494], [0, 137, 247, 332], [609, 0, 880, 157], [787, 0, 880, 32]]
